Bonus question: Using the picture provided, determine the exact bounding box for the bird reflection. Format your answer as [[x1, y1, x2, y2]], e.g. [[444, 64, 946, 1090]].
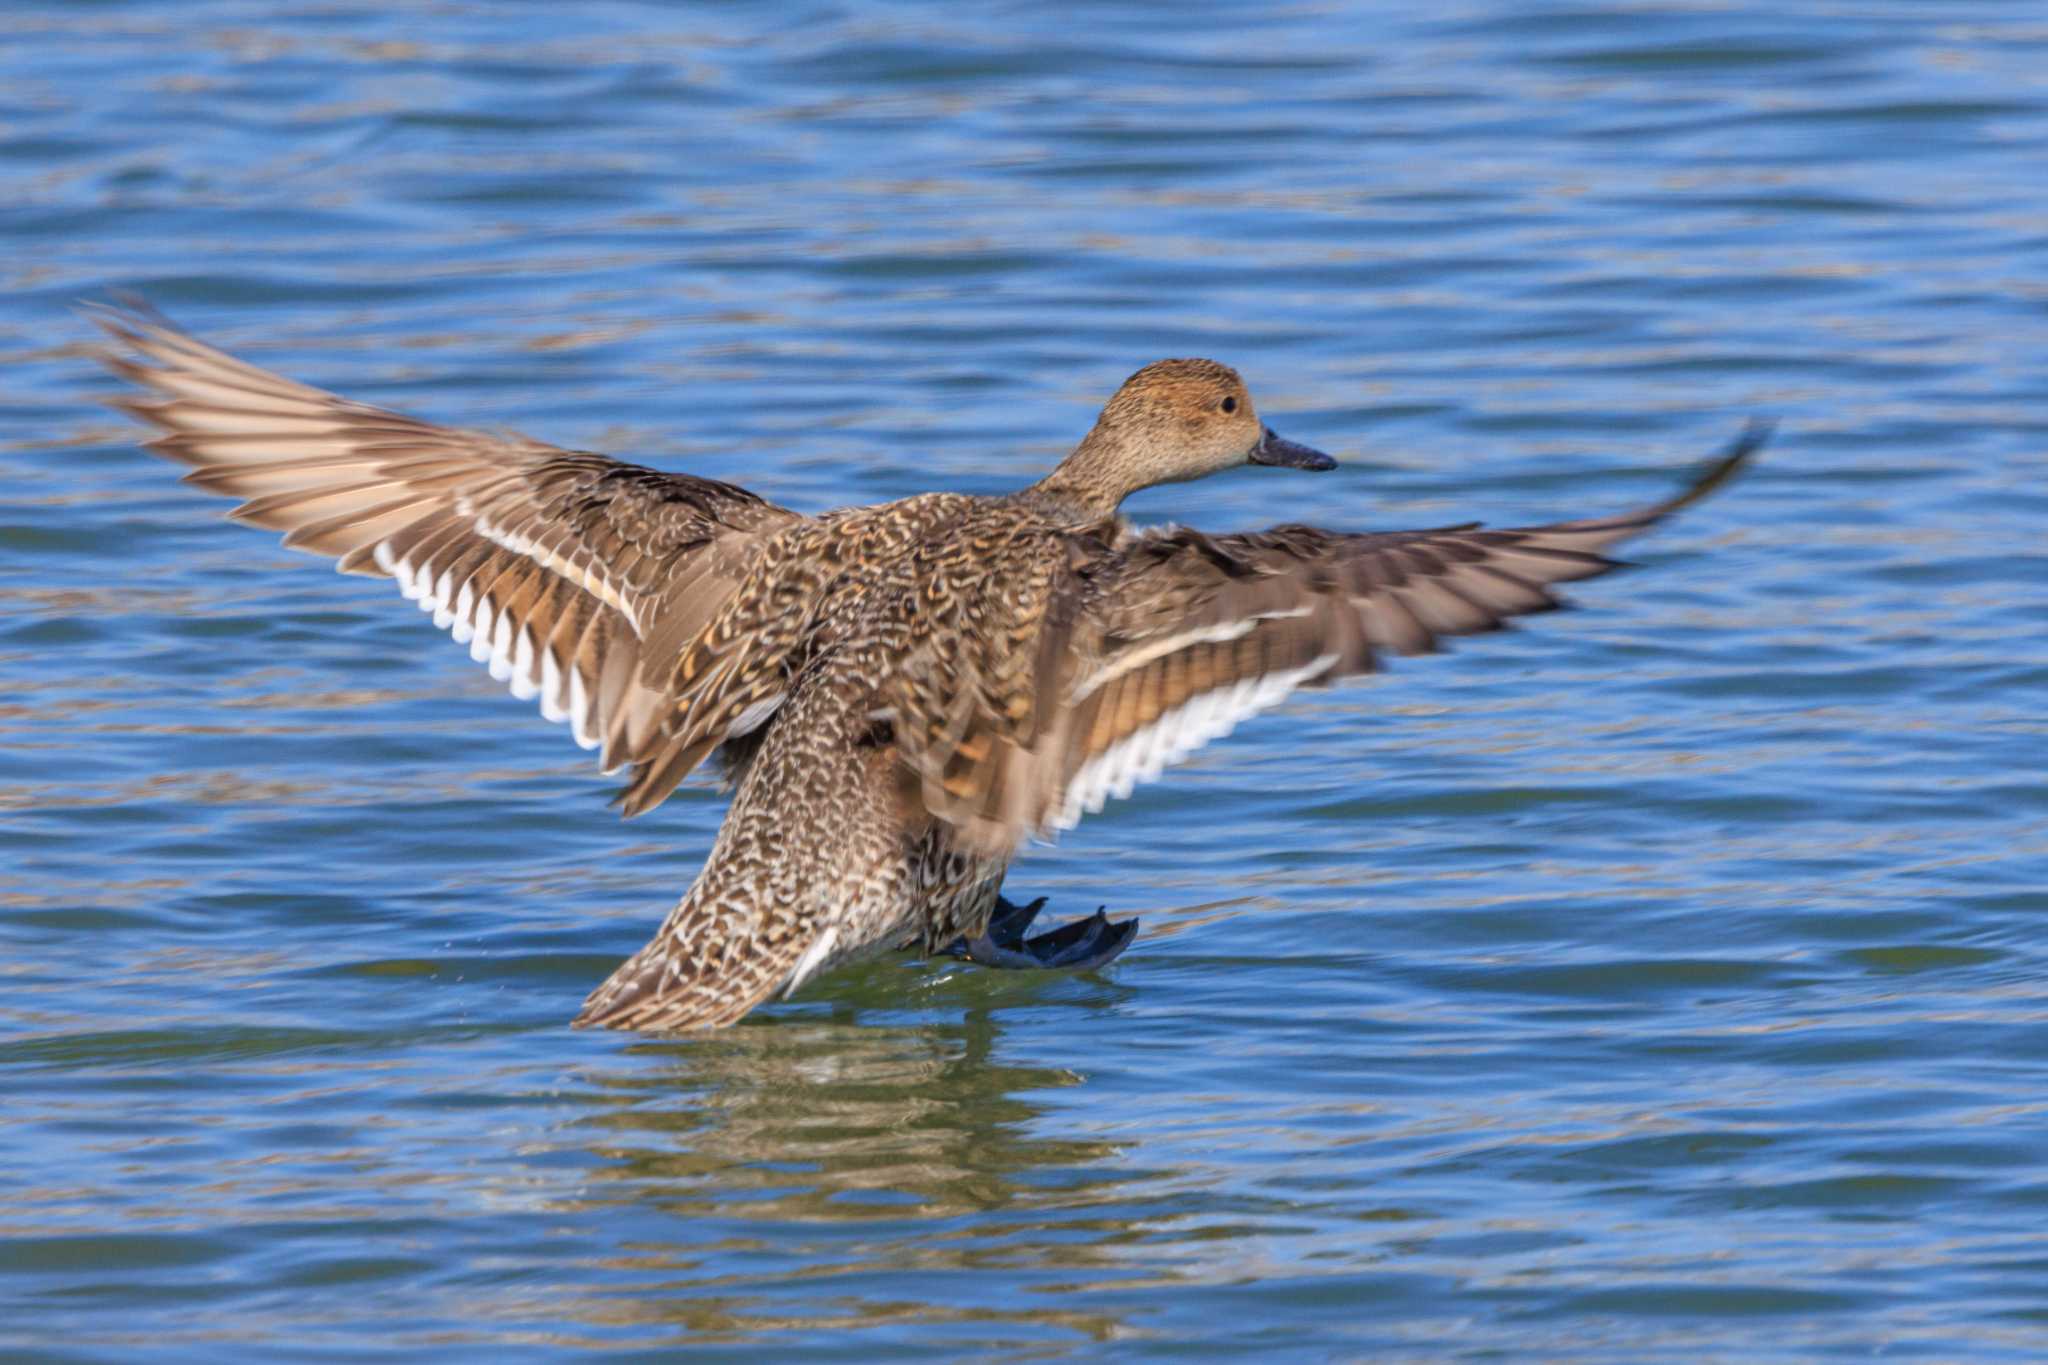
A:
[[544, 985, 1157, 1339], [574, 999, 1118, 1210]]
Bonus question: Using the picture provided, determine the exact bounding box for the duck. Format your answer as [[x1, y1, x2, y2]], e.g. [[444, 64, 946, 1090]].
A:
[[94, 302, 1762, 1032]]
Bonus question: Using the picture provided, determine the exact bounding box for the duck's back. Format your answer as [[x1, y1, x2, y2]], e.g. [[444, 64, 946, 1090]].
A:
[[624, 489, 1097, 802]]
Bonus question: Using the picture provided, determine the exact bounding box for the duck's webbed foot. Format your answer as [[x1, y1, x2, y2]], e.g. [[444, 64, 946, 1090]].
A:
[[945, 895, 1138, 971]]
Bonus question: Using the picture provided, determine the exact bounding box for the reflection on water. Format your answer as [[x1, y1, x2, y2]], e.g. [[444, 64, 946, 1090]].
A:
[[584, 1011, 1113, 1214], [566, 1011, 1140, 1339]]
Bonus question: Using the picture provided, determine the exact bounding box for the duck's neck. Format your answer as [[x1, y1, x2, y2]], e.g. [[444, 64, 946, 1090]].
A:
[[1027, 431, 1130, 520]]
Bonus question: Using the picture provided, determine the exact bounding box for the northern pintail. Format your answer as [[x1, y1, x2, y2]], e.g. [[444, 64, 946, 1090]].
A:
[[96, 305, 1761, 1031]]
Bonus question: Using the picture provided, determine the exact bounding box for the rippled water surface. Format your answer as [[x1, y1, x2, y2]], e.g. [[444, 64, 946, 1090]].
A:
[[6, 2, 2048, 1357]]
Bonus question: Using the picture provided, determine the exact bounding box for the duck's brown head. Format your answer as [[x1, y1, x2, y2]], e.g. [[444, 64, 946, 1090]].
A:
[[1033, 358, 1334, 516]]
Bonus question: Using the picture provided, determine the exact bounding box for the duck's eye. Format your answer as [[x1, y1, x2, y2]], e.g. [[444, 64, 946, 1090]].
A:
[[1220, 396, 1238, 413]]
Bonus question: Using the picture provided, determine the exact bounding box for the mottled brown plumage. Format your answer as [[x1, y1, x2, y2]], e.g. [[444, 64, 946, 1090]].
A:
[[94, 303, 1761, 1032]]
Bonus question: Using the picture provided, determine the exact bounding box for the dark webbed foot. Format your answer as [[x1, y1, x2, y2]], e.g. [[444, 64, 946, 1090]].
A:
[[946, 896, 1138, 971]]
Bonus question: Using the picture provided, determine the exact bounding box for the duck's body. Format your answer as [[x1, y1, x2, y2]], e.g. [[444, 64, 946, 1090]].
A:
[[97, 306, 1760, 1032], [579, 491, 1017, 1030]]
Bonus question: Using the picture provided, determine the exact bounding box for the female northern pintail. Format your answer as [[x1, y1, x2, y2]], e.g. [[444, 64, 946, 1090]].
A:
[[97, 304, 1761, 1031]]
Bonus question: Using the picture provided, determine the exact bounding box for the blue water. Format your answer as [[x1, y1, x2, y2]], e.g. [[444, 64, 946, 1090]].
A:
[[5, 2, 2048, 1357]]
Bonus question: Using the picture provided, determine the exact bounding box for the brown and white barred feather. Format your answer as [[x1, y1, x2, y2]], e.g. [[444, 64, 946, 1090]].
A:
[[607, 492, 982, 815], [890, 424, 1765, 854], [92, 303, 804, 812]]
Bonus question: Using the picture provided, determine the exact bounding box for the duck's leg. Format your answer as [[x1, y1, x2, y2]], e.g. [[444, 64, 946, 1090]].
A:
[[945, 895, 1138, 971]]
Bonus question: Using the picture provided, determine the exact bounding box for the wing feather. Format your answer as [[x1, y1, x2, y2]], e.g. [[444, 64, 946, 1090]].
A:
[[96, 302, 805, 812], [893, 423, 1764, 853]]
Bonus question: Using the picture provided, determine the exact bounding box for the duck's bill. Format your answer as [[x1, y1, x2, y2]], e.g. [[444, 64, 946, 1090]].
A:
[[1249, 427, 1336, 471]]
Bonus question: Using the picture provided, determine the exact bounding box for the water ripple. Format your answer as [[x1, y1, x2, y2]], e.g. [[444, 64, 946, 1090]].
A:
[[4, 1, 2048, 1358]]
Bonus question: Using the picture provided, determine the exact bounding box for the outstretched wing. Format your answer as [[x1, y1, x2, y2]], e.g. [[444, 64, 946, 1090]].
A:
[[95, 303, 804, 809], [895, 424, 1765, 853]]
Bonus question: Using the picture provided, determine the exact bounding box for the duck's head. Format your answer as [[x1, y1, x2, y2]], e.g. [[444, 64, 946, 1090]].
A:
[[1036, 358, 1334, 514]]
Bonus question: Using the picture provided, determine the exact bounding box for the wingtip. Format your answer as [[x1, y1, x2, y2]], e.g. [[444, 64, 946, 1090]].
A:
[[1660, 417, 1771, 517], [1723, 415, 1775, 472], [81, 293, 191, 409], [78, 289, 173, 340]]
